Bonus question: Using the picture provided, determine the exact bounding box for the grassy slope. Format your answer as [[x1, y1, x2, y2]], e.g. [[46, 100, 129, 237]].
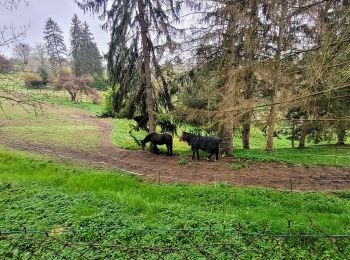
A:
[[112, 119, 350, 167], [1, 148, 349, 234], [26, 87, 105, 114], [0, 100, 101, 151]]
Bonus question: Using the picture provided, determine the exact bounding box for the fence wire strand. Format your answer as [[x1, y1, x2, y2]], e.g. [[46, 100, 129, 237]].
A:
[[1, 226, 349, 259]]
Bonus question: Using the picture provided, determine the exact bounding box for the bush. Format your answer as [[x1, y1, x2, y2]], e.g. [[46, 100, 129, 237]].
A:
[[91, 73, 108, 90], [21, 72, 43, 88], [36, 67, 48, 86], [178, 157, 189, 165], [97, 87, 114, 117], [0, 55, 13, 73]]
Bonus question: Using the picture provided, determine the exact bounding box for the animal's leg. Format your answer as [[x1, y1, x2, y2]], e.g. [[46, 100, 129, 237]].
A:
[[215, 149, 219, 161], [169, 142, 173, 156], [207, 153, 213, 161], [192, 147, 195, 160], [196, 149, 200, 160], [152, 144, 159, 154], [166, 144, 170, 156]]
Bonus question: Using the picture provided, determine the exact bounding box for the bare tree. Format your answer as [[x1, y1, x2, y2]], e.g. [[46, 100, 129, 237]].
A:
[[33, 43, 47, 67], [0, 0, 43, 115], [0, 0, 29, 50], [12, 42, 31, 65]]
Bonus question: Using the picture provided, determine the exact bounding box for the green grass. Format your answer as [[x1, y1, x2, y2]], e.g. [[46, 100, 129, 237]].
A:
[[112, 119, 350, 167], [0, 74, 105, 114], [0, 148, 349, 234], [0, 100, 101, 151], [43, 95, 104, 114], [235, 145, 350, 167], [233, 128, 350, 167], [0, 150, 349, 257]]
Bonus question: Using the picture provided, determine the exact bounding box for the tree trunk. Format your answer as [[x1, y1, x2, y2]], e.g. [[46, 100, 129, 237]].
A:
[[337, 127, 346, 145], [242, 113, 251, 149], [266, 96, 277, 151], [221, 124, 234, 156], [220, 7, 238, 157], [266, 2, 287, 151], [291, 124, 296, 148], [137, 0, 156, 133], [69, 91, 76, 102], [241, 2, 258, 150], [298, 120, 308, 149]]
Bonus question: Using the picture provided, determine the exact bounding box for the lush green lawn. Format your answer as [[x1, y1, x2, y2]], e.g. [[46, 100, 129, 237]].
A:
[[0, 149, 349, 257], [0, 74, 105, 114], [0, 100, 101, 151], [23, 87, 105, 114], [1, 148, 349, 233], [233, 128, 350, 167]]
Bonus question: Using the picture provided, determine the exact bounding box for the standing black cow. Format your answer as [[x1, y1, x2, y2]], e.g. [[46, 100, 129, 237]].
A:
[[179, 132, 221, 161], [141, 133, 173, 156]]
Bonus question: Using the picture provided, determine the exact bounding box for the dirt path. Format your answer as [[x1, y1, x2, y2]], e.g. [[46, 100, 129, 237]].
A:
[[1, 112, 350, 191]]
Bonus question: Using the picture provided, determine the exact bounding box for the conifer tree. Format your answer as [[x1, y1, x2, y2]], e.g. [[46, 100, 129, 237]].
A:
[[77, 0, 182, 133], [70, 16, 103, 76], [43, 18, 67, 74]]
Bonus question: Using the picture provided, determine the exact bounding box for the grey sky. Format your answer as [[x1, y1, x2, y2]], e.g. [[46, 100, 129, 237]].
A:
[[0, 0, 108, 58]]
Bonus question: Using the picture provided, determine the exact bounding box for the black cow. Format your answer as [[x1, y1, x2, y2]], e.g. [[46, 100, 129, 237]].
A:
[[141, 133, 173, 156], [179, 132, 221, 161]]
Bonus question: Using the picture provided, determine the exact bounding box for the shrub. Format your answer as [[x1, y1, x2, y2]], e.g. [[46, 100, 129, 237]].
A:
[[229, 160, 251, 171], [91, 73, 108, 90], [178, 157, 189, 165], [97, 87, 114, 117], [21, 72, 43, 88], [36, 67, 49, 86], [0, 55, 13, 73]]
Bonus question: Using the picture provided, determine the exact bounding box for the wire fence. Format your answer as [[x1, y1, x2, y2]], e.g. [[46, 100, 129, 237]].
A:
[[1, 226, 349, 259]]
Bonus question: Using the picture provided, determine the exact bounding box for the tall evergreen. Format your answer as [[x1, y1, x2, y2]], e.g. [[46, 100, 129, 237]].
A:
[[80, 22, 103, 75], [77, 0, 182, 133], [43, 18, 67, 74], [70, 15, 103, 76], [70, 14, 83, 76]]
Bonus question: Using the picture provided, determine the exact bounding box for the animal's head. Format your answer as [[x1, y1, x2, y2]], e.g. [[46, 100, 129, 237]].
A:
[[179, 132, 187, 142]]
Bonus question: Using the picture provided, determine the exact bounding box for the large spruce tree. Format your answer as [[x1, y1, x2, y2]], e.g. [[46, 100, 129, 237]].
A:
[[77, 0, 182, 133], [70, 15, 103, 76], [70, 14, 84, 76], [43, 18, 67, 74]]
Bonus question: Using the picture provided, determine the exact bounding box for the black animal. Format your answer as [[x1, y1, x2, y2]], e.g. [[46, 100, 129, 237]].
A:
[[179, 132, 221, 161], [141, 133, 173, 156]]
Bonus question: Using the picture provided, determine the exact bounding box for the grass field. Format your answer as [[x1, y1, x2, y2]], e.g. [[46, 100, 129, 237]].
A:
[[0, 148, 349, 257], [0, 100, 101, 151], [0, 148, 349, 233]]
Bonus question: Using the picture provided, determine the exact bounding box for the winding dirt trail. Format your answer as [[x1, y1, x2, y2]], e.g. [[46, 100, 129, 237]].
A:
[[1, 111, 349, 191]]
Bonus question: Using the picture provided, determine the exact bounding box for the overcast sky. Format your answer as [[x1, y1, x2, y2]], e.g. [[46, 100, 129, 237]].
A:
[[0, 0, 109, 58]]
